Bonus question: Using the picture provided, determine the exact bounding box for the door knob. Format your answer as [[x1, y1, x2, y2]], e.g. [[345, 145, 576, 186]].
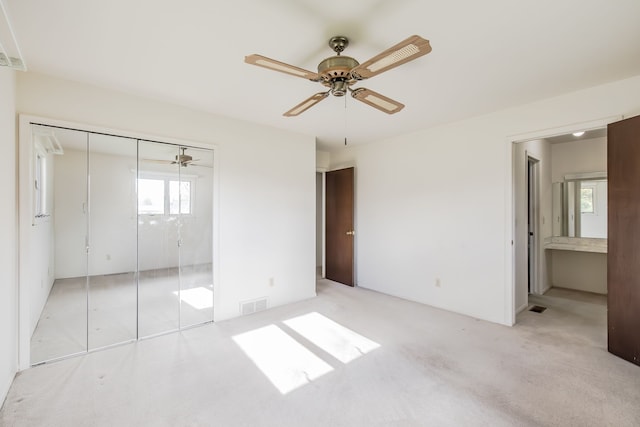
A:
[[346, 230, 355, 236]]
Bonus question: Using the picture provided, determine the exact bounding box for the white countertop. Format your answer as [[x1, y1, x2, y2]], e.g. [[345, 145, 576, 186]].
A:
[[544, 236, 607, 253]]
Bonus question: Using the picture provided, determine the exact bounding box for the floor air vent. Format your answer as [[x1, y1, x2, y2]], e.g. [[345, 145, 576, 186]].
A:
[[529, 305, 547, 313], [240, 298, 268, 316]]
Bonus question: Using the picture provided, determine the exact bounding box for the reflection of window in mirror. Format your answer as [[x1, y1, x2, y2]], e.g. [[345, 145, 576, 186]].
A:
[[579, 179, 607, 238], [580, 186, 595, 214], [34, 152, 47, 217], [169, 180, 191, 215], [32, 127, 63, 222], [33, 146, 54, 222], [138, 178, 165, 214], [138, 174, 194, 215]]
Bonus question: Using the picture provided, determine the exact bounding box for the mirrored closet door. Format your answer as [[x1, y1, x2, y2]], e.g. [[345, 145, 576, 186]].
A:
[[29, 124, 214, 365], [137, 142, 215, 334], [137, 141, 182, 337], [30, 126, 89, 363], [87, 133, 138, 349], [176, 146, 214, 328]]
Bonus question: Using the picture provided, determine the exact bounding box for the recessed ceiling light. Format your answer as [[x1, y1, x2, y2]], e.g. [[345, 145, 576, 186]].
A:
[[572, 131, 585, 137]]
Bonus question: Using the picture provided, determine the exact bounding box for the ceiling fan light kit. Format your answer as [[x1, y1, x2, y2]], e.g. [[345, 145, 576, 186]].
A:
[[245, 34, 431, 116]]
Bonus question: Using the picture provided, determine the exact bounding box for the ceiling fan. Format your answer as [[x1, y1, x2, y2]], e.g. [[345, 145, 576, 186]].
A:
[[141, 147, 211, 168], [245, 35, 432, 116]]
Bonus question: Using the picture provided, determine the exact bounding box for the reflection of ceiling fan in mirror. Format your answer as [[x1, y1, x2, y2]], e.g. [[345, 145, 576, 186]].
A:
[[141, 147, 211, 168], [245, 35, 432, 116]]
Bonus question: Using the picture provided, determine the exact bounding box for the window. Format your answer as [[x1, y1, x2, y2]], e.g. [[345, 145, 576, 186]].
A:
[[138, 176, 193, 215], [581, 186, 595, 214]]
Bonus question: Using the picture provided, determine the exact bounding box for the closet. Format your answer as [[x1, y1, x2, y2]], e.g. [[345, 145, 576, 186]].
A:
[[29, 124, 214, 364]]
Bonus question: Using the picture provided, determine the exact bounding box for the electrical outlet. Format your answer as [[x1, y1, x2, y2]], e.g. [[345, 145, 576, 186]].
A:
[[435, 278, 441, 288], [269, 277, 274, 287]]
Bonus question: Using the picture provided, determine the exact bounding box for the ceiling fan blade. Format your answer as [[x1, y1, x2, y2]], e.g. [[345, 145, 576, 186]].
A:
[[283, 92, 329, 117], [351, 35, 431, 79], [245, 54, 320, 81], [140, 158, 172, 164], [351, 88, 405, 114]]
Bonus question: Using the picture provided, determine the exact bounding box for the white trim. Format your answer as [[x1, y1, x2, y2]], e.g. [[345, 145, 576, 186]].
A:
[[314, 169, 327, 279], [526, 154, 541, 296], [18, 117, 32, 369], [507, 116, 620, 144], [18, 114, 221, 369], [321, 171, 326, 279], [24, 115, 218, 151], [564, 171, 607, 181], [516, 302, 529, 315], [504, 130, 515, 325]]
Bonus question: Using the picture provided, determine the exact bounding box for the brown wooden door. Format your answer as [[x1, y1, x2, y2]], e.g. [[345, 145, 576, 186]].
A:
[[326, 167, 355, 286], [608, 115, 640, 366]]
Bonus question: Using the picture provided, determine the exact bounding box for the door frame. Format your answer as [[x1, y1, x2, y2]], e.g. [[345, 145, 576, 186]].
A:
[[316, 169, 326, 279], [526, 155, 540, 296], [17, 114, 220, 370], [506, 115, 621, 325]]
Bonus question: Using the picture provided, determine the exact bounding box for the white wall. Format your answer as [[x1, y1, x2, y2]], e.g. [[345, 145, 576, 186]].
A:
[[329, 75, 640, 326], [87, 147, 139, 276], [551, 137, 607, 182], [513, 139, 552, 311], [53, 148, 88, 279], [17, 72, 317, 327], [0, 68, 17, 405], [28, 217, 55, 335], [316, 150, 330, 171]]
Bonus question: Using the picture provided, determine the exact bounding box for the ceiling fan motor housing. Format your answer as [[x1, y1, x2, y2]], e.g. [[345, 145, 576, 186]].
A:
[[317, 55, 359, 96], [176, 154, 192, 162]]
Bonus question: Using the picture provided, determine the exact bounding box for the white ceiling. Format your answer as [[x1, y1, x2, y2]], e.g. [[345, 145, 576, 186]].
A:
[[5, 0, 640, 149]]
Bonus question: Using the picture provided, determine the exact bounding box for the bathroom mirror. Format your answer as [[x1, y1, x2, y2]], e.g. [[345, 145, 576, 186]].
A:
[[552, 173, 607, 238]]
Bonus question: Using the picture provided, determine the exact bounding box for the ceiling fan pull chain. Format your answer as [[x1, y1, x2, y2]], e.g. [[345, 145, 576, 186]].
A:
[[344, 95, 348, 146]]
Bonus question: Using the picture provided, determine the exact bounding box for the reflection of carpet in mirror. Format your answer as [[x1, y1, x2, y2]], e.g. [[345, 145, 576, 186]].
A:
[[30, 264, 213, 364]]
